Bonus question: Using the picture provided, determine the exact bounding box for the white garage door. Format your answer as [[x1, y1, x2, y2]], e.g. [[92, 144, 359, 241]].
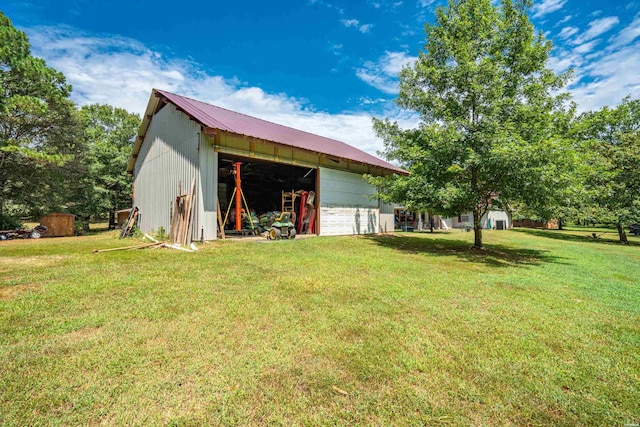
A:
[[319, 167, 379, 236]]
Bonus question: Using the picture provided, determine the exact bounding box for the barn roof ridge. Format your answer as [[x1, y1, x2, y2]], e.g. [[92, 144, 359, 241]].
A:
[[129, 88, 407, 175]]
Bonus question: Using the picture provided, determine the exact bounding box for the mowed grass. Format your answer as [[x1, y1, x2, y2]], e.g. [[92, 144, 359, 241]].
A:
[[1, 229, 639, 426]]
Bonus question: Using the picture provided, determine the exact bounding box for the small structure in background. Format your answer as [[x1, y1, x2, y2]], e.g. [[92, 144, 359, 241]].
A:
[[115, 208, 132, 229], [513, 219, 558, 229], [393, 207, 449, 231], [39, 212, 75, 237], [393, 206, 513, 231]]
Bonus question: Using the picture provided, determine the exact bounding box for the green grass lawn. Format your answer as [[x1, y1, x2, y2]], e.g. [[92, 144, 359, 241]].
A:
[[1, 229, 639, 426]]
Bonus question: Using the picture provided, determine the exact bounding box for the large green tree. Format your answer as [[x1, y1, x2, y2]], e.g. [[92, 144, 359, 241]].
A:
[[510, 105, 589, 230], [76, 104, 140, 225], [574, 97, 640, 243], [0, 12, 78, 224], [370, 0, 571, 248]]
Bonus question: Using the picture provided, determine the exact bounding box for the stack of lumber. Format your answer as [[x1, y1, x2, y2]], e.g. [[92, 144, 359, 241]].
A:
[[170, 178, 197, 245], [92, 241, 196, 253], [119, 207, 139, 238], [93, 242, 161, 253]]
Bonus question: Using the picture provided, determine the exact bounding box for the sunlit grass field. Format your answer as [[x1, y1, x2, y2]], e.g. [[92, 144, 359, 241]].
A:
[[1, 228, 638, 426]]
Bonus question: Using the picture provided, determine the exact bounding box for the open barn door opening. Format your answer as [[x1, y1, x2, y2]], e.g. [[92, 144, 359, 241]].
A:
[[217, 155, 317, 237]]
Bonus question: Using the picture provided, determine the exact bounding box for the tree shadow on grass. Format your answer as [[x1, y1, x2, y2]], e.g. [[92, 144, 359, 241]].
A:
[[366, 234, 566, 268], [511, 228, 640, 247]]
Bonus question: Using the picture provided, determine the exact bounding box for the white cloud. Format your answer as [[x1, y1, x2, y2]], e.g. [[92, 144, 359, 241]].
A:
[[558, 26, 579, 39], [417, 0, 434, 7], [610, 13, 640, 48], [356, 69, 399, 94], [557, 14, 572, 25], [309, 0, 344, 15], [23, 26, 418, 159], [359, 23, 374, 33], [570, 45, 640, 112], [329, 43, 343, 55], [341, 18, 374, 33], [341, 18, 359, 27], [572, 40, 599, 54], [355, 51, 418, 94], [532, 0, 567, 18], [549, 14, 640, 112], [571, 16, 619, 45]]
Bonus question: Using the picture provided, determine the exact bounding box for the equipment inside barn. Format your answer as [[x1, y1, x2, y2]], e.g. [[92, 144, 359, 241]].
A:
[[266, 212, 296, 239], [218, 156, 318, 238], [221, 161, 259, 236]]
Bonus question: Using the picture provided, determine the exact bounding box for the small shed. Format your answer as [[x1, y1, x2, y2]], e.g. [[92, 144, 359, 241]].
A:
[[116, 208, 132, 228], [513, 218, 558, 229], [39, 212, 75, 237]]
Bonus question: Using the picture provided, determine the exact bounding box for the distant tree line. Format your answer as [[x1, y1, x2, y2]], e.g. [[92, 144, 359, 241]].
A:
[[2, 4, 639, 245], [369, 0, 640, 246], [0, 12, 140, 230]]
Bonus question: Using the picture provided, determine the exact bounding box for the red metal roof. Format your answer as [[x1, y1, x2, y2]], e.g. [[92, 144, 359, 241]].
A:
[[154, 89, 407, 175]]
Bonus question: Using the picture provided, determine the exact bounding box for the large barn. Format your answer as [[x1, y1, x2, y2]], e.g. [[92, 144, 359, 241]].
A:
[[127, 89, 407, 240]]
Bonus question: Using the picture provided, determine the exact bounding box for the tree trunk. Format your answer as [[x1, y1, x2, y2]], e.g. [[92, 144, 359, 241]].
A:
[[558, 219, 563, 230], [616, 223, 628, 244], [429, 213, 434, 233], [108, 209, 116, 230], [473, 208, 483, 248]]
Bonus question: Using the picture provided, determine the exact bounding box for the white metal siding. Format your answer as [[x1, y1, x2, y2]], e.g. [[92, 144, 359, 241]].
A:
[[319, 167, 379, 236], [485, 210, 511, 229], [198, 139, 218, 240], [379, 201, 394, 233], [133, 104, 201, 239]]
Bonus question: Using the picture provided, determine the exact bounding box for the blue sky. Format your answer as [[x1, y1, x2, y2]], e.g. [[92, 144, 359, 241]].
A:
[[3, 0, 640, 156]]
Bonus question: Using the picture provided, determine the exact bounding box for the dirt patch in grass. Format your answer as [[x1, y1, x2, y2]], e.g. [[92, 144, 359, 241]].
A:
[[61, 326, 104, 344], [0, 255, 69, 269], [0, 283, 42, 300]]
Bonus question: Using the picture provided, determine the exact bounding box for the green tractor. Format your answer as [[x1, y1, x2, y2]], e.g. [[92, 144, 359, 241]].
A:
[[267, 212, 296, 240]]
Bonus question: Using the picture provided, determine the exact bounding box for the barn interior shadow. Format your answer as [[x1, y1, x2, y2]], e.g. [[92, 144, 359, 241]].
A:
[[366, 234, 565, 268]]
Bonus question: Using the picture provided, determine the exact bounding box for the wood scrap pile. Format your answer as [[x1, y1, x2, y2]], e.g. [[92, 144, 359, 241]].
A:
[[92, 240, 197, 253], [119, 207, 139, 238], [93, 242, 161, 253], [170, 178, 196, 245]]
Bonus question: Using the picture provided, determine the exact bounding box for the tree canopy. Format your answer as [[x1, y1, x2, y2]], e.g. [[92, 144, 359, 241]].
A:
[[573, 97, 640, 242], [0, 13, 140, 228], [0, 12, 79, 225], [76, 104, 140, 224], [370, 0, 572, 248]]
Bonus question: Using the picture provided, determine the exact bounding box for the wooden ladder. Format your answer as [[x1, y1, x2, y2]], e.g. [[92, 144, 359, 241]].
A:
[[282, 190, 296, 213]]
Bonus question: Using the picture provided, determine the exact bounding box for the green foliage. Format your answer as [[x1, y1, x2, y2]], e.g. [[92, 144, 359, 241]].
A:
[[371, 0, 572, 248], [574, 97, 640, 242], [75, 104, 140, 220], [129, 225, 142, 239], [0, 13, 139, 222], [154, 226, 168, 241], [0, 213, 22, 230], [0, 12, 81, 218]]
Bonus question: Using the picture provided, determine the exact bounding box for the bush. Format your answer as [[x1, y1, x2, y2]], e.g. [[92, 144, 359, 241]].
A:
[[154, 226, 168, 241], [0, 215, 23, 230], [74, 220, 89, 235]]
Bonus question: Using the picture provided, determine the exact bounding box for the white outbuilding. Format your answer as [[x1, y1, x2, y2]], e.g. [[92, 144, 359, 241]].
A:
[[127, 89, 407, 240]]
